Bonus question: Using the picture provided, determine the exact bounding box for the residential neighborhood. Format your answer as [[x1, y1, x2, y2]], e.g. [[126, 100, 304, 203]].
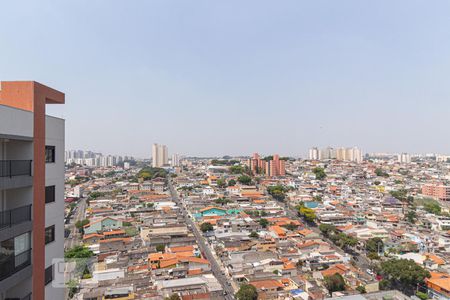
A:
[[62, 151, 450, 300]]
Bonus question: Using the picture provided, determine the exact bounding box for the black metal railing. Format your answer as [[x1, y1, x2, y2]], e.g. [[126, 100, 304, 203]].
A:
[[0, 160, 32, 177], [0, 205, 32, 230], [0, 249, 32, 281]]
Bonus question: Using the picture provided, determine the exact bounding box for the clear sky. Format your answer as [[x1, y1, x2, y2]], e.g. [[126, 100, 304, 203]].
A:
[[1, 1, 450, 158]]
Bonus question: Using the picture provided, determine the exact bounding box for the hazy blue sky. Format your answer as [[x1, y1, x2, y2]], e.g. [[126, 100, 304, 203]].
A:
[[1, 1, 450, 158]]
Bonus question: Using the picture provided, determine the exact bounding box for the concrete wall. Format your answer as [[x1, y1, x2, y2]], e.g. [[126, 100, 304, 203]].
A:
[[0, 105, 33, 139], [44, 115, 65, 300]]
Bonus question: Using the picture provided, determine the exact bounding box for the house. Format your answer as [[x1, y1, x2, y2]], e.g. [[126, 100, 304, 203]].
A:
[[84, 217, 123, 234], [83, 233, 104, 245], [197, 207, 241, 218], [103, 287, 135, 300], [250, 279, 285, 297], [426, 272, 450, 300]]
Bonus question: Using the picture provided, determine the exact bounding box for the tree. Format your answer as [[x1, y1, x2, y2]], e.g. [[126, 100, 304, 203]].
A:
[[416, 291, 428, 300], [319, 224, 337, 237], [406, 210, 417, 224], [259, 218, 269, 228], [216, 178, 227, 188], [230, 165, 245, 174], [67, 279, 79, 299], [236, 284, 258, 300], [164, 294, 181, 300], [88, 191, 106, 200], [138, 166, 167, 180], [367, 252, 380, 260], [375, 168, 389, 177], [238, 175, 252, 185], [282, 223, 298, 231], [334, 233, 357, 250], [75, 219, 89, 229], [200, 222, 214, 232], [312, 167, 326, 180], [390, 189, 408, 202], [267, 185, 288, 201], [378, 259, 431, 294], [156, 244, 165, 253], [298, 204, 316, 223], [215, 198, 231, 205], [356, 286, 366, 294], [313, 195, 323, 202], [324, 273, 346, 294], [366, 238, 384, 255], [228, 179, 236, 186], [424, 201, 441, 215], [249, 231, 259, 239], [65, 245, 94, 259]]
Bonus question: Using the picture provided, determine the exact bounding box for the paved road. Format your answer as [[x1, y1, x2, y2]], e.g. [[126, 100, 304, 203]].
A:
[[168, 180, 235, 300], [64, 197, 87, 250]]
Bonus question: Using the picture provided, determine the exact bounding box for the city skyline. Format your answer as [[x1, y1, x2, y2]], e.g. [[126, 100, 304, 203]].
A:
[[3, 1, 450, 157]]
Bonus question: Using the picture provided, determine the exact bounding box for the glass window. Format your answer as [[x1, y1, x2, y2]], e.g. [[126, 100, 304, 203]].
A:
[[45, 186, 56, 204], [45, 265, 53, 285], [45, 225, 55, 244], [45, 146, 55, 163], [14, 233, 30, 255]]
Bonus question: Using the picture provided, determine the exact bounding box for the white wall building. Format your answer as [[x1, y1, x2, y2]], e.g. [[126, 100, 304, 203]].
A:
[[152, 143, 168, 168]]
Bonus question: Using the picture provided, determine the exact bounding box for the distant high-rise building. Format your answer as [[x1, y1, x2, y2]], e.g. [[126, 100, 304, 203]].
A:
[[152, 143, 169, 168], [171, 154, 180, 167], [309, 147, 319, 160], [319, 147, 336, 160], [265, 154, 286, 177], [316, 146, 362, 162], [249, 153, 285, 177], [398, 153, 411, 164]]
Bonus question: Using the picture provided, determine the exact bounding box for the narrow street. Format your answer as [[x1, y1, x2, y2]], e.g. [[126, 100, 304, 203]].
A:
[[168, 180, 236, 300], [65, 197, 87, 250]]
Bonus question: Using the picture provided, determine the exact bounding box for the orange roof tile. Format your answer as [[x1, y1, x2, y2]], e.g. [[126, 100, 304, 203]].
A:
[[250, 279, 284, 289]]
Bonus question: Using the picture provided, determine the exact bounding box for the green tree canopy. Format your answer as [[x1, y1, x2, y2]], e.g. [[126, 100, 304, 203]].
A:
[[324, 273, 346, 294], [406, 210, 417, 224], [216, 178, 227, 188], [375, 168, 389, 177], [366, 237, 384, 254], [238, 175, 252, 185], [65, 245, 94, 259], [267, 185, 288, 201], [378, 259, 431, 294], [259, 218, 269, 228], [312, 167, 327, 180], [390, 189, 408, 202], [249, 231, 259, 238], [236, 284, 258, 300], [75, 219, 89, 229], [200, 222, 214, 232], [156, 244, 165, 252], [138, 167, 167, 180], [298, 204, 316, 222]]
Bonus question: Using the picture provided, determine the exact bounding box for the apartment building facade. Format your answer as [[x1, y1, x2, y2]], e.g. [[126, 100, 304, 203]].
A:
[[422, 183, 450, 201], [0, 81, 65, 300]]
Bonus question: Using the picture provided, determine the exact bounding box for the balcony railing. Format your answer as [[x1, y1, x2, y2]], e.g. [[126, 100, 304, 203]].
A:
[[0, 160, 32, 178], [0, 205, 32, 230], [5, 292, 31, 300], [0, 249, 32, 281]]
